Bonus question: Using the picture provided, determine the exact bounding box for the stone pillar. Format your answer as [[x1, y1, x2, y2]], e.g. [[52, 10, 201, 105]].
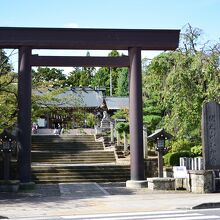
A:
[[202, 101, 220, 170], [123, 131, 128, 152], [18, 47, 33, 185], [143, 126, 148, 159], [126, 47, 147, 188], [110, 122, 114, 143]]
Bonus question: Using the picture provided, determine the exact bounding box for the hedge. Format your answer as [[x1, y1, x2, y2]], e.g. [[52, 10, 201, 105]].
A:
[[164, 151, 192, 166]]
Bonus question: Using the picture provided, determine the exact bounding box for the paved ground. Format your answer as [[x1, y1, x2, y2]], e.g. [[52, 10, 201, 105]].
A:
[[0, 182, 220, 219]]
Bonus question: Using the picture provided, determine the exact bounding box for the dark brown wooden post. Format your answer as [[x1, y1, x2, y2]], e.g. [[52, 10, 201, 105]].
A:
[[126, 47, 147, 188], [18, 46, 32, 184], [158, 151, 164, 177]]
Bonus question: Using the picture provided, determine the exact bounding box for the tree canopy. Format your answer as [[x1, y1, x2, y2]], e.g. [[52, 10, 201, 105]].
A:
[[0, 50, 17, 132], [143, 24, 220, 147], [1, 24, 219, 146]]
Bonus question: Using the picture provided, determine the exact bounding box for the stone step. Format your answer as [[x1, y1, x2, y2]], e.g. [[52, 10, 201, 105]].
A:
[[32, 150, 113, 156], [32, 170, 130, 177], [32, 149, 116, 163], [32, 155, 115, 159], [32, 166, 130, 174], [32, 178, 129, 184], [32, 175, 129, 180], [31, 165, 130, 183], [32, 142, 103, 146], [32, 135, 96, 142], [32, 160, 115, 164], [32, 157, 115, 160], [32, 172, 128, 178], [32, 142, 103, 148], [32, 144, 104, 151], [30, 134, 126, 183], [32, 140, 102, 144], [32, 167, 129, 172]]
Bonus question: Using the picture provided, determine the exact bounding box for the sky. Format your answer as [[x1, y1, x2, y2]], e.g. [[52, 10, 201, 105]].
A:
[[0, 0, 219, 73]]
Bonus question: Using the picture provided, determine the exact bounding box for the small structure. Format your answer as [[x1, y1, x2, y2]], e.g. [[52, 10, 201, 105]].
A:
[[147, 129, 175, 191], [0, 129, 20, 192], [148, 128, 172, 177]]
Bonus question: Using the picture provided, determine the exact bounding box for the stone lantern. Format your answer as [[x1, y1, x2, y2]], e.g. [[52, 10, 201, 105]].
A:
[[0, 129, 18, 181], [148, 128, 172, 177]]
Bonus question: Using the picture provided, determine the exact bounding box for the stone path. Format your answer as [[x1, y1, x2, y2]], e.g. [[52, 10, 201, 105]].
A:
[[1, 183, 220, 219]]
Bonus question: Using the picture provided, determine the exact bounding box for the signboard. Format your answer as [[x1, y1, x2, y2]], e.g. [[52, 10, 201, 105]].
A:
[[173, 166, 188, 178], [37, 118, 46, 127]]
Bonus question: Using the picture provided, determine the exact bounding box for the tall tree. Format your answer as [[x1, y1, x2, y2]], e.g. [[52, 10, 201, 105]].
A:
[[66, 67, 82, 87], [32, 67, 66, 85], [91, 50, 125, 96], [0, 49, 12, 75], [82, 51, 96, 79], [0, 49, 17, 132], [116, 68, 129, 96], [91, 67, 109, 94], [66, 52, 95, 87], [143, 24, 220, 144]]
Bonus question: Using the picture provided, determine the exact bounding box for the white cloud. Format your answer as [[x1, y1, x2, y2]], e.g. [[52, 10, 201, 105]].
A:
[[63, 22, 79, 28]]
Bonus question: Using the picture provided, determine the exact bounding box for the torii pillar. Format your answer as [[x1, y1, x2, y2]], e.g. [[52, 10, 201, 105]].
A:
[[17, 46, 34, 187], [126, 47, 147, 188]]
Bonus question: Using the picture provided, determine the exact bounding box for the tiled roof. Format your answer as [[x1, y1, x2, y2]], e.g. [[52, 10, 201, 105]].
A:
[[34, 87, 104, 108], [105, 97, 129, 110]]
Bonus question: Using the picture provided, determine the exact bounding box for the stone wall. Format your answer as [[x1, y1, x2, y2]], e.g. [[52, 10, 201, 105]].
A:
[[145, 158, 158, 177], [147, 177, 175, 190], [188, 170, 215, 193]]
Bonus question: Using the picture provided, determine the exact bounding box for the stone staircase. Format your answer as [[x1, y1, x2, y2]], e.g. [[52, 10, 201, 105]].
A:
[[31, 135, 130, 183]]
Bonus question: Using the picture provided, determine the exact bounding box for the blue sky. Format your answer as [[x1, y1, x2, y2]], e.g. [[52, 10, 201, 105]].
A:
[[1, 0, 219, 40], [1, 0, 219, 72]]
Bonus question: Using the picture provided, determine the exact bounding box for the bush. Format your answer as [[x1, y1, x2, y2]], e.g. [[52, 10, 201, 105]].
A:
[[164, 151, 192, 166], [86, 113, 95, 128], [171, 139, 193, 153], [191, 145, 202, 157], [115, 122, 129, 134]]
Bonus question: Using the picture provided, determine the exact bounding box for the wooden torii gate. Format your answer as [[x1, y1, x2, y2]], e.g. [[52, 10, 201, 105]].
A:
[[0, 27, 180, 187]]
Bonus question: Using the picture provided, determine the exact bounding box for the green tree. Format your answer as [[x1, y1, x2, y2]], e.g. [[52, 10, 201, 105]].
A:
[[116, 68, 129, 96], [82, 51, 96, 79], [143, 24, 220, 146], [66, 67, 82, 87], [79, 69, 91, 86], [0, 49, 12, 75], [0, 50, 17, 132], [67, 67, 92, 87], [91, 67, 110, 95], [91, 50, 126, 96], [66, 52, 95, 87], [32, 67, 66, 84], [142, 52, 176, 134]]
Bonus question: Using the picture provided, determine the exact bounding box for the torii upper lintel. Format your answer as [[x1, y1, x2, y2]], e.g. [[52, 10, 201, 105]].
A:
[[0, 27, 179, 50]]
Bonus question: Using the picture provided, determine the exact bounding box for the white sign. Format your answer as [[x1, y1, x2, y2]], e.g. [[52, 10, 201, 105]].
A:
[[37, 118, 46, 127], [173, 166, 188, 178]]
